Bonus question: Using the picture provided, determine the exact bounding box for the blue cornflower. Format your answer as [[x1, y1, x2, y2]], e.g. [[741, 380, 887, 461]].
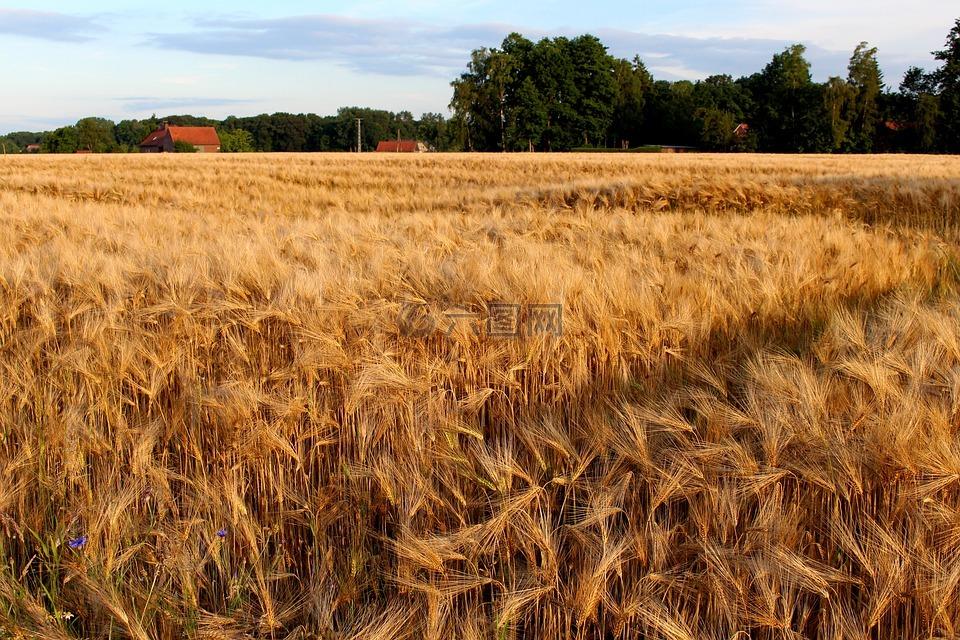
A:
[[67, 535, 88, 550], [216, 528, 228, 539]]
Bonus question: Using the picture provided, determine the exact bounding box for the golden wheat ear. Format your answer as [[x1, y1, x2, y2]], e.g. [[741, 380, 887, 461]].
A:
[[3, 153, 960, 638]]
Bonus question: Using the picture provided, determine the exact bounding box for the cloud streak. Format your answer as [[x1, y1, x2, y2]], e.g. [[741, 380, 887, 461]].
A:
[[147, 14, 857, 81], [149, 15, 510, 76], [117, 97, 259, 112], [597, 29, 850, 80], [0, 8, 104, 42]]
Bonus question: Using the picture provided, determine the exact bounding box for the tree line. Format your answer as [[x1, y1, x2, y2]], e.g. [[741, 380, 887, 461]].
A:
[[0, 108, 455, 154], [2, 17, 957, 154], [450, 19, 960, 152]]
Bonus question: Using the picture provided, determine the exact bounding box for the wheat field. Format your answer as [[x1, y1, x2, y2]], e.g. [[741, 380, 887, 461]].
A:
[[2, 153, 960, 639]]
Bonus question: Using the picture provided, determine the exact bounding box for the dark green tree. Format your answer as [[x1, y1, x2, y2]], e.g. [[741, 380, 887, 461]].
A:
[[691, 75, 752, 150], [43, 126, 80, 153], [266, 113, 309, 151], [416, 113, 449, 151], [528, 37, 579, 150], [5, 131, 42, 148], [75, 117, 118, 152], [219, 129, 255, 152], [824, 76, 856, 151], [901, 66, 939, 95], [933, 18, 960, 151], [896, 67, 940, 151], [509, 77, 548, 151], [746, 45, 830, 152], [697, 108, 739, 150], [566, 35, 616, 147], [846, 43, 883, 151], [0, 137, 21, 153], [643, 80, 698, 146], [451, 34, 618, 151], [115, 119, 152, 150], [610, 56, 652, 149], [237, 114, 277, 151], [450, 47, 503, 151]]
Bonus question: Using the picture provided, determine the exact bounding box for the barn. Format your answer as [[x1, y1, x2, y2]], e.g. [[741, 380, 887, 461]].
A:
[[140, 123, 221, 153], [376, 140, 429, 153]]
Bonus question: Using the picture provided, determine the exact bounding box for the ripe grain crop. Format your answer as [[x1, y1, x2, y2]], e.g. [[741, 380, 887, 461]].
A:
[[1, 153, 960, 638]]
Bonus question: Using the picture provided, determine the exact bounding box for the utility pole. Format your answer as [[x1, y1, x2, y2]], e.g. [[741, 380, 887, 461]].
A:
[[355, 118, 362, 153]]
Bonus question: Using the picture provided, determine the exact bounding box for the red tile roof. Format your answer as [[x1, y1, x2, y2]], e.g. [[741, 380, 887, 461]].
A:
[[170, 126, 220, 146], [376, 140, 423, 152], [140, 125, 220, 147], [140, 129, 165, 147]]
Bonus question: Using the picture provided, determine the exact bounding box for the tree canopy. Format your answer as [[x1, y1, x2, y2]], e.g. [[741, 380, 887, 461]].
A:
[[450, 21, 960, 153]]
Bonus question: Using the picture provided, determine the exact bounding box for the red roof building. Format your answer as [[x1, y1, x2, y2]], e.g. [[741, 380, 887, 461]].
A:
[[376, 140, 429, 153], [139, 123, 221, 153]]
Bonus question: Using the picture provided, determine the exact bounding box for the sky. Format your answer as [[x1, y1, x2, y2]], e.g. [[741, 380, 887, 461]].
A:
[[0, 1, 956, 133]]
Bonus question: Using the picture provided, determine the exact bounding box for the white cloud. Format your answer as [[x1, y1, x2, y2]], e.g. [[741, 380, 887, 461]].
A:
[[148, 14, 510, 76], [688, 0, 955, 56], [0, 8, 104, 42], [116, 96, 259, 112], [145, 13, 874, 82]]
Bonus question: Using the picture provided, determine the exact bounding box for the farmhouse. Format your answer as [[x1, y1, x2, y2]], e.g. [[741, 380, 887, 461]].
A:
[[139, 123, 221, 153], [376, 140, 429, 153], [25, 144, 41, 153]]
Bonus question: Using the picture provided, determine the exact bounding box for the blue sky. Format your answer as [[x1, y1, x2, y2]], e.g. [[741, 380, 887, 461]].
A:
[[0, 1, 955, 133]]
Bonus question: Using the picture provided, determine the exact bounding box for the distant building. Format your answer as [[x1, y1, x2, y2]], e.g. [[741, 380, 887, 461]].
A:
[[733, 123, 750, 138], [25, 144, 41, 153], [139, 123, 221, 153], [376, 140, 429, 153]]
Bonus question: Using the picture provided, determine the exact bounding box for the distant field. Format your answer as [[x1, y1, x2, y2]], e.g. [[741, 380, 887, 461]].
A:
[[2, 153, 960, 638]]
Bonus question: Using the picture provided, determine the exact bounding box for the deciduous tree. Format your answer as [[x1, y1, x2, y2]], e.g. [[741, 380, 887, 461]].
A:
[[846, 43, 883, 151], [933, 18, 960, 151]]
